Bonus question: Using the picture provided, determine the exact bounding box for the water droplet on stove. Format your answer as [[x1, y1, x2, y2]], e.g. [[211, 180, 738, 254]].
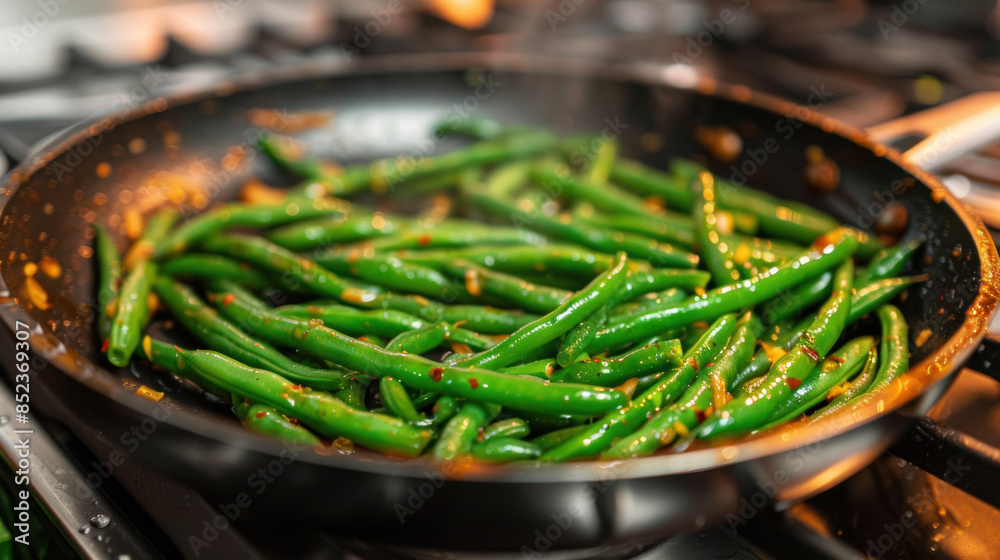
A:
[[79, 526, 91, 535], [0, 416, 8, 425], [90, 514, 110, 528], [97, 535, 104, 542]]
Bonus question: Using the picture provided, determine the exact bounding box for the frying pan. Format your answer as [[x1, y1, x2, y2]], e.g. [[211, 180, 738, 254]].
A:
[[1, 53, 998, 558]]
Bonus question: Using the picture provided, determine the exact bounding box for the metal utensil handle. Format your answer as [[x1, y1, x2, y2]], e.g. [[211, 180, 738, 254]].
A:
[[866, 91, 1000, 173]]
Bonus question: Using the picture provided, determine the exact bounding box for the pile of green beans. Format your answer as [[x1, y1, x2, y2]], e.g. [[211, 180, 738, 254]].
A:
[[92, 118, 923, 463]]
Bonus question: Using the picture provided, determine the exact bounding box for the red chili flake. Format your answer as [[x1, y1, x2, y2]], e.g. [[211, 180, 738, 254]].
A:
[[429, 367, 444, 382], [829, 356, 845, 364], [689, 358, 698, 370], [101, 338, 109, 353], [222, 294, 236, 307], [802, 346, 820, 362], [476, 427, 485, 441], [255, 411, 267, 419], [812, 233, 835, 251], [468, 378, 479, 389], [695, 408, 707, 423], [786, 377, 802, 390], [289, 384, 304, 391], [418, 233, 432, 246]]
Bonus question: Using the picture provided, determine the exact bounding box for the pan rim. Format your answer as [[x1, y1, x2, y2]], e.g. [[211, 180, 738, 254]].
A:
[[0, 51, 997, 483]]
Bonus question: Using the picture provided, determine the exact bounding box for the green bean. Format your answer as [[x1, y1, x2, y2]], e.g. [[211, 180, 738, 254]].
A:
[[693, 171, 741, 286], [586, 139, 617, 184], [587, 229, 859, 352], [433, 117, 508, 140], [107, 208, 179, 367], [601, 313, 763, 458], [440, 305, 538, 334], [471, 437, 542, 461], [379, 376, 422, 423], [140, 336, 228, 398], [499, 359, 557, 379], [760, 336, 875, 429], [333, 378, 368, 410], [575, 212, 695, 247], [176, 346, 431, 456], [541, 313, 739, 461], [446, 326, 500, 352], [607, 288, 688, 322], [400, 244, 624, 277], [160, 253, 270, 290], [481, 418, 530, 442], [757, 271, 833, 326], [154, 277, 347, 390], [470, 189, 699, 269], [856, 240, 920, 286], [695, 260, 854, 439], [313, 251, 457, 297], [386, 322, 449, 354], [422, 395, 460, 426], [209, 281, 629, 416], [155, 199, 346, 258], [93, 223, 122, 341], [440, 260, 570, 314], [266, 213, 404, 251], [457, 253, 630, 370], [531, 166, 653, 217], [277, 303, 425, 338], [550, 340, 683, 387], [860, 304, 909, 394], [233, 395, 322, 446], [362, 222, 545, 252], [529, 425, 588, 451], [433, 402, 491, 460]]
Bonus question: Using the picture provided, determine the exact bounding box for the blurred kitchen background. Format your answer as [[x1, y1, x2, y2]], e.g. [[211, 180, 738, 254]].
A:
[[4, 1, 1000, 559]]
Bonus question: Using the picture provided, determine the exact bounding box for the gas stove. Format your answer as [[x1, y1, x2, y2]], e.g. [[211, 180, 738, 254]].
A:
[[1, 1, 1000, 559]]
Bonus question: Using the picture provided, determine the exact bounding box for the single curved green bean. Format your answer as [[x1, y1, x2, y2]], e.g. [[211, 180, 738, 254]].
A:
[[379, 376, 423, 423], [550, 340, 683, 387], [457, 253, 630, 370], [155, 199, 346, 258], [154, 277, 347, 390], [160, 253, 271, 290], [862, 304, 909, 394], [233, 395, 322, 446], [529, 425, 588, 451], [277, 303, 425, 339], [209, 281, 629, 416], [107, 208, 178, 367], [400, 244, 624, 277], [140, 336, 229, 398], [440, 304, 538, 334], [315, 251, 458, 298], [541, 313, 739, 461], [695, 260, 854, 439], [481, 418, 530, 442], [693, 171, 741, 286], [856, 240, 921, 286], [386, 322, 449, 355], [362, 222, 545, 252], [531, 166, 653, 217], [433, 402, 491, 460], [420, 395, 460, 426], [93, 223, 122, 341], [499, 359, 557, 379], [177, 346, 431, 457], [471, 437, 541, 462], [440, 260, 570, 314], [266, 213, 404, 251]]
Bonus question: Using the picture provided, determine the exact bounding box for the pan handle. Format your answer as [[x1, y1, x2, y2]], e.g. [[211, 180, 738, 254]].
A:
[[867, 93, 1000, 380], [866, 91, 1000, 173]]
